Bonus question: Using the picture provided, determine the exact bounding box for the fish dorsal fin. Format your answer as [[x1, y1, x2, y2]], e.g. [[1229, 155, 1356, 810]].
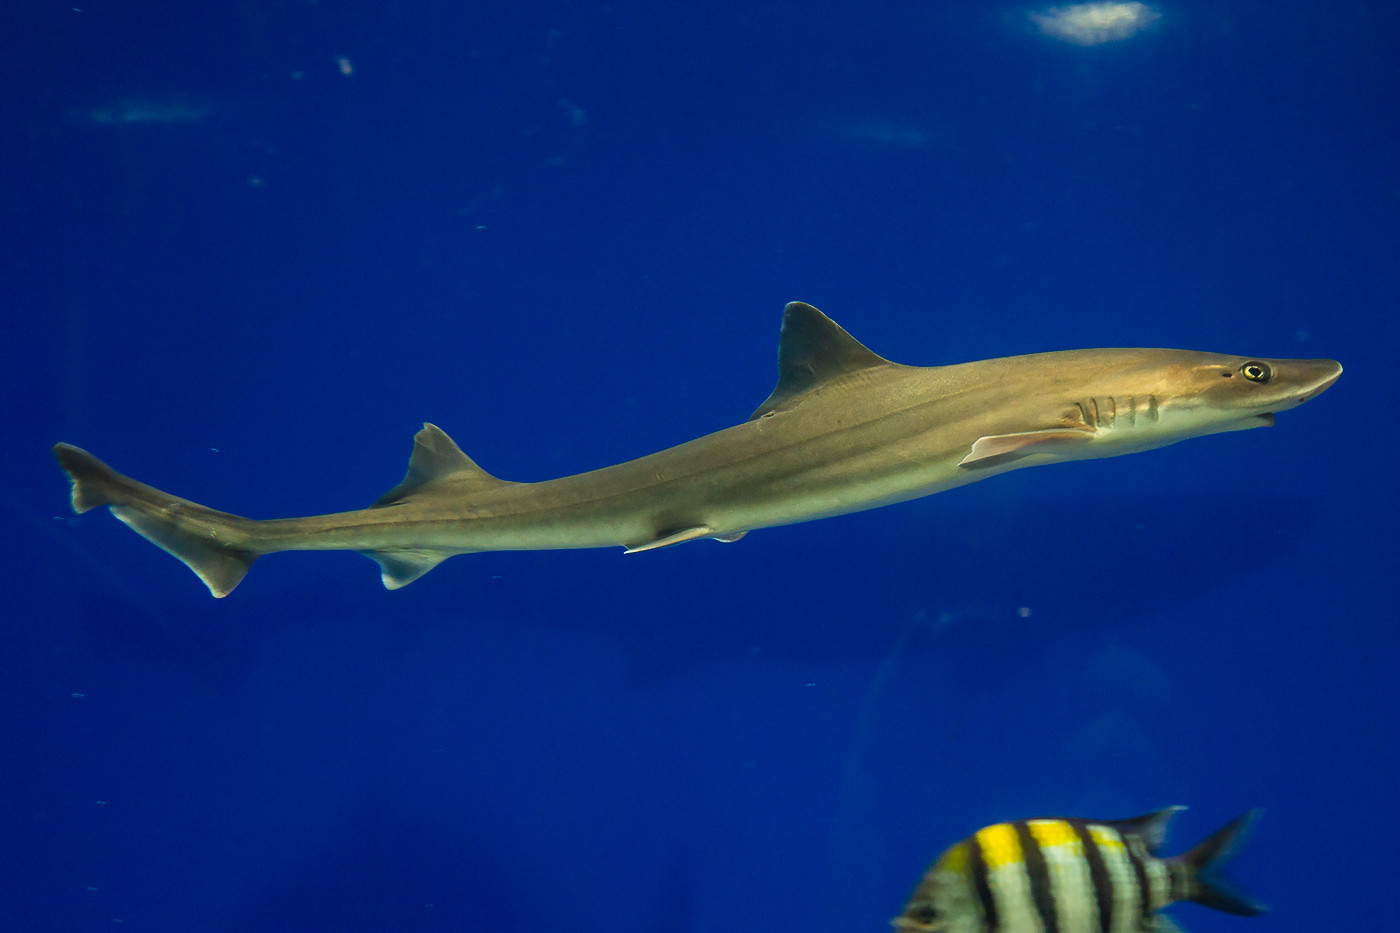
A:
[[372, 423, 507, 507], [1111, 806, 1186, 855], [749, 302, 892, 421]]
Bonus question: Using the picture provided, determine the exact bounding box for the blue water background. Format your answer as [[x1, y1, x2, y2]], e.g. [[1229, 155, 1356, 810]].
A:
[[3, 1, 1395, 930]]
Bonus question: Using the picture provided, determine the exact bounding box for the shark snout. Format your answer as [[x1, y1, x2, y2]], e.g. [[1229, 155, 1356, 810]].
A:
[[1294, 359, 1343, 404], [1255, 358, 1342, 418]]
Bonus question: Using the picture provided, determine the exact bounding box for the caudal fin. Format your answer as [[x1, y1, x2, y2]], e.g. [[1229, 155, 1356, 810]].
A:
[[53, 443, 258, 597], [1176, 810, 1267, 916]]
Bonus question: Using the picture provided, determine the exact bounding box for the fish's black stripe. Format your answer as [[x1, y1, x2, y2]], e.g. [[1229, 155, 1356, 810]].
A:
[[968, 836, 999, 932], [1071, 822, 1112, 933], [1014, 821, 1059, 933], [1124, 837, 1152, 925]]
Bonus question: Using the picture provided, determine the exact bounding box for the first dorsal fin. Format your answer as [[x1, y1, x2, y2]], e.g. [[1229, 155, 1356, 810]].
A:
[[372, 423, 507, 507], [749, 302, 892, 421]]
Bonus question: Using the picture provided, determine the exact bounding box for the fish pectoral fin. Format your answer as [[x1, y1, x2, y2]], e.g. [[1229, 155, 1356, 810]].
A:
[[714, 531, 747, 543], [362, 547, 455, 589], [624, 525, 715, 554], [958, 427, 1095, 468]]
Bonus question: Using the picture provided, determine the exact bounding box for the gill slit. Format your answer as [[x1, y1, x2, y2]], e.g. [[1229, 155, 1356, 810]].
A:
[[1076, 395, 1160, 430]]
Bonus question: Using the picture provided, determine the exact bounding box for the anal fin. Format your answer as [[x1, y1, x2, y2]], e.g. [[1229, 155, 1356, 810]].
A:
[[363, 548, 454, 589]]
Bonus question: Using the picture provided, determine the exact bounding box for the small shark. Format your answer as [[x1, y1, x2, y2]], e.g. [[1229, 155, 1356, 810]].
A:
[[53, 302, 1341, 597]]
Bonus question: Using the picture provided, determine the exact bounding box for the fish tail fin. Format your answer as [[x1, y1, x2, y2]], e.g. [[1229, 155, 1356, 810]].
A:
[[1174, 810, 1267, 916], [53, 443, 258, 598]]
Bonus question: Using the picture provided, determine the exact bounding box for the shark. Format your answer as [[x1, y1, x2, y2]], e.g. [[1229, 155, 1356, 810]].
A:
[[53, 302, 1341, 597]]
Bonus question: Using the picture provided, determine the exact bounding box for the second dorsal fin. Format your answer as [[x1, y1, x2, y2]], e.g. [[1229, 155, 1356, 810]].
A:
[[749, 302, 892, 420], [372, 423, 507, 507]]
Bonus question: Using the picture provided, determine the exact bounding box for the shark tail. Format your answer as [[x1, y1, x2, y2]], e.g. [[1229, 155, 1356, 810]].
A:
[[53, 443, 259, 598]]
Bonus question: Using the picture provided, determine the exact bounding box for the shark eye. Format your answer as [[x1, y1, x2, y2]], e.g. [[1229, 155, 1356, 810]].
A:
[[1240, 361, 1272, 383]]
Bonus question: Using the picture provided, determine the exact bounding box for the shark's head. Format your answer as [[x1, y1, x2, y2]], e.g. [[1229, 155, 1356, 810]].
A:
[[954, 347, 1342, 470], [1018, 350, 1345, 465], [1171, 353, 1342, 434]]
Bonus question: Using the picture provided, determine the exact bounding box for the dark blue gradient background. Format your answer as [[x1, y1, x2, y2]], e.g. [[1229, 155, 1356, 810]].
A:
[[3, 1, 1394, 930]]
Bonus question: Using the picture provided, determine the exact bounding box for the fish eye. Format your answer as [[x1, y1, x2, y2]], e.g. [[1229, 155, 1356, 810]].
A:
[[1240, 361, 1272, 383]]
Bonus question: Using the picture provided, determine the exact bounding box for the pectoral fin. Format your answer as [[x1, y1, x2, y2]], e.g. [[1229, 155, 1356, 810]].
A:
[[958, 428, 1095, 468]]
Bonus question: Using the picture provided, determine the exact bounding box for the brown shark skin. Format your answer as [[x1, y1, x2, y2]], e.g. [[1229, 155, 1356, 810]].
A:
[[53, 303, 1342, 596]]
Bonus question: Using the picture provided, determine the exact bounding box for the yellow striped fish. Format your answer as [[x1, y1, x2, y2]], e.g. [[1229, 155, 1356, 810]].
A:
[[894, 808, 1263, 933]]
